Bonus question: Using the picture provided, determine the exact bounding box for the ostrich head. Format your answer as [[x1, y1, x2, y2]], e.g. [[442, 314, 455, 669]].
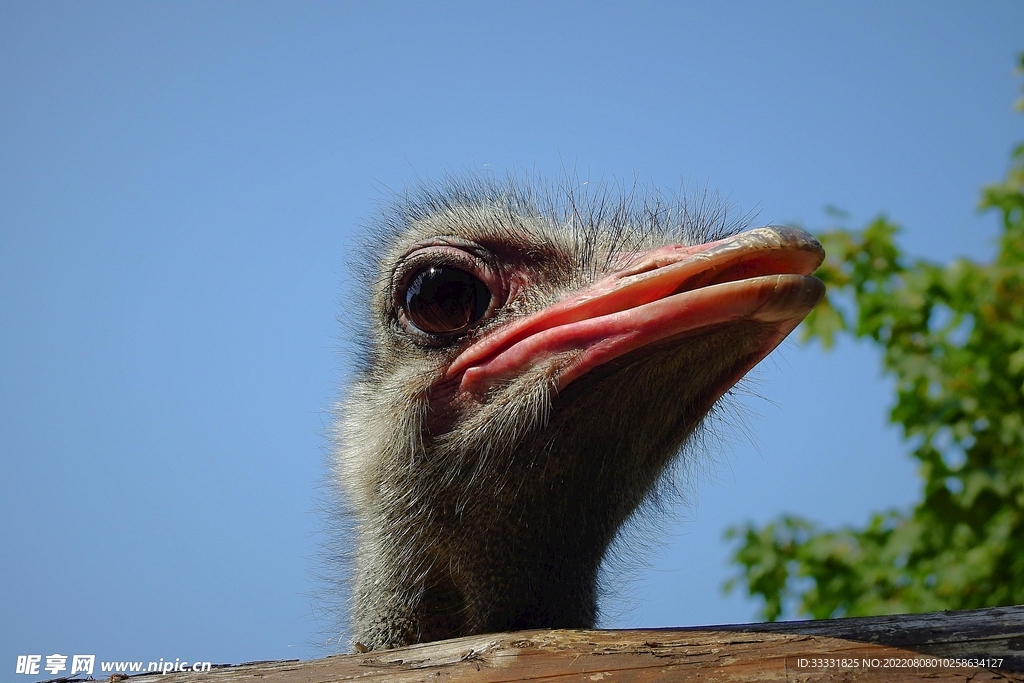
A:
[[334, 178, 824, 650]]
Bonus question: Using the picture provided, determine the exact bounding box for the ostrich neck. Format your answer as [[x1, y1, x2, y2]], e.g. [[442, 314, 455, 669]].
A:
[[348, 327, 770, 651], [350, 450, 621, 650]]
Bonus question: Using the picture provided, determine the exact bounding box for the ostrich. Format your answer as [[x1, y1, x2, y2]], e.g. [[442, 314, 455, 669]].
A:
[[334, 178, 824, 651]]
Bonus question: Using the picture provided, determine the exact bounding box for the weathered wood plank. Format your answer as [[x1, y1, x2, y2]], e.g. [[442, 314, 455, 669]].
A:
[[112, 605, 1024, 683]]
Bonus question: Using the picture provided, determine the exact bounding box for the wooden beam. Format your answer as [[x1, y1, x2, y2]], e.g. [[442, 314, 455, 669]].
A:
[[108, 605, 1024, 682]]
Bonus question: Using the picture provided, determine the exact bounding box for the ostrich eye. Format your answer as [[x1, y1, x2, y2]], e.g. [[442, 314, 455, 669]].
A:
[[403, 266, 492, 335]]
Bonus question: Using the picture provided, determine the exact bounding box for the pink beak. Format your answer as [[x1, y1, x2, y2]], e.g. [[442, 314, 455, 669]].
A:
[[446, 226, 825, 397]]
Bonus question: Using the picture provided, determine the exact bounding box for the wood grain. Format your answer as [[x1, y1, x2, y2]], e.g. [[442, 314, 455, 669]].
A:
[[105, 605, 1024, 683]]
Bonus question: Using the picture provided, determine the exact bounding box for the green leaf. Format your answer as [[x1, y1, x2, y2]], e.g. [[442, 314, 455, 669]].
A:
[[725, 51, 1024, 621]]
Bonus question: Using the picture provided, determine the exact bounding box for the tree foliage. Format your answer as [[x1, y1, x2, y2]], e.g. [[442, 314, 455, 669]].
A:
[[725, 55, 1024, 621]]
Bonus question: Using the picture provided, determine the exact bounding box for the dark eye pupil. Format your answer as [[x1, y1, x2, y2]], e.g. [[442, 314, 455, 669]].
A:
[[404, 266, 492, 334]]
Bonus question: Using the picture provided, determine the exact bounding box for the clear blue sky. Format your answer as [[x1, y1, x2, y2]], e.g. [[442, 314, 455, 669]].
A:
[[1, 1, 1021, 676]]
